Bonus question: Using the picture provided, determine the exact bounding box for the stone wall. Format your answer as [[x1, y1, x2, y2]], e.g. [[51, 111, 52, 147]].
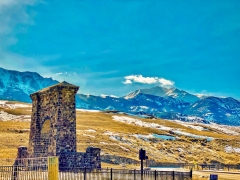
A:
[[59, 147, 101, 170]]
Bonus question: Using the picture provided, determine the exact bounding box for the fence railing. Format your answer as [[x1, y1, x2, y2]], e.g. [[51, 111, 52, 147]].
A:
[[0, 157, 192, 180], [193, 164, 240, 172], [0, 157, 48, 180], [0, 167, 192, 180], [58, 168, 192, 180]]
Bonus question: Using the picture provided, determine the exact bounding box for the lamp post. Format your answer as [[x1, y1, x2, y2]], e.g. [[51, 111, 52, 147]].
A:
[[139, 148, 146, 180]]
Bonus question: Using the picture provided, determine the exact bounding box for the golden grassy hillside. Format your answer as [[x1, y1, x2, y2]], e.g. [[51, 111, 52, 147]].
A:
[[0, 100, 240, 166]]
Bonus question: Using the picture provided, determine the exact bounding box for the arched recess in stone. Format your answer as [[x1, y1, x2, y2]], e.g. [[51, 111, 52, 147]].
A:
[[40, 117, 51, 155]]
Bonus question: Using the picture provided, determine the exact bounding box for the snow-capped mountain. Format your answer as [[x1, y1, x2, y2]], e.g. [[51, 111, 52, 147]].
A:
[[0, 67, 58, 102], [77, 93, 240, 125], [0, 67, 239, 126], [77, 88, 240, 125], [76, 93, 209, 123], [184, 97, 240, 126], [124, 86, 199, 103], [77, 93, 190, 114], [124, 86, 169, 99], [195, 93, 209, 99]]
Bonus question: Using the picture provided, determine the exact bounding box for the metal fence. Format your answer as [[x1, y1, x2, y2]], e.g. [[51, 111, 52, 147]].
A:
[[0, 166, 48, 180], [0, 157, 192, 180], [0, 157, 48, 180], [59, 168, 192, 180], [0, 168, 192, 180]]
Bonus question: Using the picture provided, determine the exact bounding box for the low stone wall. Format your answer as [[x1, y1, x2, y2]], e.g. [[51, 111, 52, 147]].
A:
[[59, 147, 101, 171]]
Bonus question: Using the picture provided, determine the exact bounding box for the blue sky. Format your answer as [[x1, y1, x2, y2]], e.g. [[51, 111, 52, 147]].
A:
[[0, 0, 240, 98]]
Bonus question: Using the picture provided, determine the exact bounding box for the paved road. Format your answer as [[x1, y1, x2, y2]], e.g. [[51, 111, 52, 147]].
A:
[[193, 170, 240, 180]]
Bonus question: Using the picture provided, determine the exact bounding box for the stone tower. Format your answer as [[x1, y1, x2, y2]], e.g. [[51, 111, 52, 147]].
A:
[[28, 81, 79, 157]]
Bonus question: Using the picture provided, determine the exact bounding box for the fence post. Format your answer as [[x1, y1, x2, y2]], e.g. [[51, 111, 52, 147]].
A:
[[134, 169, 136, 180], [172, 171, 175, 180], [111, 168, 113, 180], [11, 160, 18, 180], [84, 166, 86, 180], [48, 156, 59, 180], [154, 170, 157, 180], [141, 159, 143, 180]]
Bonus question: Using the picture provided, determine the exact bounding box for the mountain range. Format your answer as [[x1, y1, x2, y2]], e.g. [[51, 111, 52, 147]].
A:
[[0, 67, 240, 126], [124, 86, 200, 103], [0, 67, 58, 102]]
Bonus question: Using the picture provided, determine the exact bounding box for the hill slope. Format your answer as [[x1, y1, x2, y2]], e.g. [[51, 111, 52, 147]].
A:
[[0, 100, 240, 166]]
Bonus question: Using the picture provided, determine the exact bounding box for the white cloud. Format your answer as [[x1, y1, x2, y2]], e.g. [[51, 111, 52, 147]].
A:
[[123, 75, 175, 87], [101, 94, 118, 98], [124, 75, 157, 84], [0, 0, 42, 72], [0, 0, 37, 45], [123, 79, 132, 84], [55, 72, 79, 77], [158, 78, 175, 87]]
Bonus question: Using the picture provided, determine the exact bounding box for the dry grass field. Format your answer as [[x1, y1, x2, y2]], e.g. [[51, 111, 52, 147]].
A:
[[0, 100, 240, 167]]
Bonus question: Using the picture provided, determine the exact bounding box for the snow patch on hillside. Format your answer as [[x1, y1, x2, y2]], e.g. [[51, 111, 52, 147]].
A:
[[7, 104, 31, 109], [174, 120, 240, 135], [133, 134, 152, 141], [174, 120, 207, 131], [0, 101, 7, 104], [173, 131, 213, 141], [225, 146, 240, 153], [85, 129, 96, 133], [133, 134, 176, 141], [204, 123, 240, 135], [0, 111, 31, 122], [120, 146, 130, 151], [103, 131, 132, 145], [112, 115, 173, 131], [76, 109, 100, 112], [104, 131, 122, 141], [112, 116, 214, 140], [0, 101, 31, 109], [100, 142, 108, 145]]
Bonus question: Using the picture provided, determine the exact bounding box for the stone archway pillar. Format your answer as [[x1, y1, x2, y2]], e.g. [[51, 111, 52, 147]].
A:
[[28, 81, 79, 158]]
